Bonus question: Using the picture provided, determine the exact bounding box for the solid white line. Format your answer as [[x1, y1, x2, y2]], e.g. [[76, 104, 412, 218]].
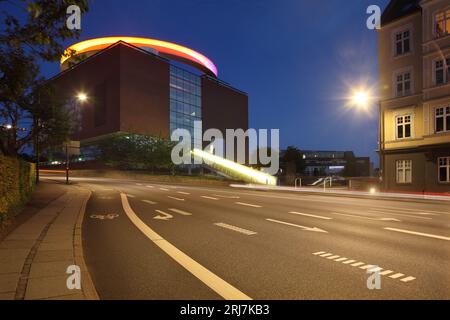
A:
[[214, 222, 257, 236], [384, 227, 450, 241], [142, 200, 157, 205], [120, 193, 251, 300], [177, 191, 190, 195], [235, 202, 262, 208], [289, 211, 332, 220], [169, 208, 192, 216], [201, 196, 219, 200], [168, 196, 185, 201], [389, 273, 405, 279], [400, 276, 416, 282]]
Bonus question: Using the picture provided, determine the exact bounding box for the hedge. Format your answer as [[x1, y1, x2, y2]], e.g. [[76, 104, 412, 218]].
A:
[[0, 156, 35, 226]]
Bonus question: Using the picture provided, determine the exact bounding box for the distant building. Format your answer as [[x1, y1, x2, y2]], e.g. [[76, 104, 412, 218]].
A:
[[280, 150, 371, 177], [378, 0, 450, 193]]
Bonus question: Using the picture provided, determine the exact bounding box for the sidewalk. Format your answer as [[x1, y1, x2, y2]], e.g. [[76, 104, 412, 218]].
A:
[[0, 181, 98, 300]]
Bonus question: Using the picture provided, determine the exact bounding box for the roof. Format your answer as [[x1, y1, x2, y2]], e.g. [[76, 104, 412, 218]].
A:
[[381, 0, 422, 26]]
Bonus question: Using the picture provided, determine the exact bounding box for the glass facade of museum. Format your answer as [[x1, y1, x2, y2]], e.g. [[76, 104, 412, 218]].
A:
[[169, 65, 202, 147]]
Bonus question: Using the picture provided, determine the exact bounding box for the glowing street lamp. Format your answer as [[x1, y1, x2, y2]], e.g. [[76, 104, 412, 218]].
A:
[[76, 92, 88, 102], [352, 90, 370, 108]]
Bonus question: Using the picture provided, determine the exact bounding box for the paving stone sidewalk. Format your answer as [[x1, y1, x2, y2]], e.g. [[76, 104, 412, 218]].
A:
[[0, 183, 97, 300]]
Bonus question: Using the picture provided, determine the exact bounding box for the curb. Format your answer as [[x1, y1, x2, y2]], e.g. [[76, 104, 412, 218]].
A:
[[73, 187, 99, 300]]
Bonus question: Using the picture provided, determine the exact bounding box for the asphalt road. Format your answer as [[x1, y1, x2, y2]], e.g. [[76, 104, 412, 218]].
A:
[[52, 176, 450, 299]]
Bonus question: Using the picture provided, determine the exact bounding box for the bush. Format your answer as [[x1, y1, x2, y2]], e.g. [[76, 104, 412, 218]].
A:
[[0, 156, 35, 226]]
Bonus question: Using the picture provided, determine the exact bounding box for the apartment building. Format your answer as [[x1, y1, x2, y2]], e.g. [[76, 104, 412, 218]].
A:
[[378, 0, 450, 193]]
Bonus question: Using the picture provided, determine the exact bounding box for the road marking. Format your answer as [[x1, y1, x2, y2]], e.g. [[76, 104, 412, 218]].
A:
[[266, 219, 328, 233], [153, 210, 173, 221], [379, 270, 393, 276], [313, 251, 416, 283], [335, 257, 348, 262], [126, 194, 135, 198], [146, 185, 154, 188], [168, 196, 185, 201], [330, 212, 400, 222], [368, 210, 432, 220], [372, 207, 439, 215], [389, 273, 405, 279], [120, 193, 251, 300], [384, 227, 450, 241], [201, 196, 219, 200], [142, 200, 157, 205], [136, 183, 143, 186], [213, 194, 240, 199], [177, 191, 190, 195], [400, 276, 416, 282], [235, 202, 262, 208], [289, 212, 332, 220], [351, 262, 365, 267], [214, 222, 257, 236], [159, 188, 169, 191], [169, 208, 192, 216]]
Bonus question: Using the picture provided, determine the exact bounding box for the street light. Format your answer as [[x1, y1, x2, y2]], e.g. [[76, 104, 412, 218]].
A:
[[76, 92, 88, 102]]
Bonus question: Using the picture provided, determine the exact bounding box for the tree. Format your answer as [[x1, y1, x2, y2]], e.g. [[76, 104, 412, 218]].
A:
[[0, 0, 89, 157], [96, 134, 176, 172]]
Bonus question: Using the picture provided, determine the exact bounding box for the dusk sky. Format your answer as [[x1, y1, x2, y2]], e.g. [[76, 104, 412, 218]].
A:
[[40, 0, 391, 166]]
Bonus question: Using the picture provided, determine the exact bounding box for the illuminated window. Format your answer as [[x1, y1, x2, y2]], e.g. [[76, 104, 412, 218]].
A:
[[438, 157, 450, 183], [395, 71, 411, 97], [435, 9, 450, 38], [435, 106, 450, 133], [396, 160, 412, 184], [396, 115, 412, 139], [395, 30, 411, 56]]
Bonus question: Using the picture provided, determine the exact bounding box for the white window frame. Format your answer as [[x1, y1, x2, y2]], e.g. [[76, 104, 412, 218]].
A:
[[434, 8, 450, 39], [396, 160, 412, 184], [394, 29, 411, 56], [395, 114, 413, 140], [435, 106, 450, 133], [394, 69, 413, 97], [433, 57, 450, 85], [438, 157, 450, 183]]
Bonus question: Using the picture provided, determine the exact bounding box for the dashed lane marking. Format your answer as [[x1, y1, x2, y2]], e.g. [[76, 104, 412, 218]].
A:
[[214, 223, 257, 236], [142, 200, 157, 205], [201, 196, 219, 200], [235, 202, 262, 208], [168, 196, 185, 201], [169, 208, 192, 216], [146, 185, 154, 188], [177, 191, 190, 195], [120, 193, 251, 300], [312, 251, 416, 283], [289, 212, 332, 220], [159, 188, 170, 191], [213, 194, 240, 199]]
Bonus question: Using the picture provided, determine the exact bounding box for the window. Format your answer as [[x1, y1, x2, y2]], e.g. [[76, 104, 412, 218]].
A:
[[435, 58, 450, 85], [435, 106, 450, 133], [396, 115, 412, 139], [396, 160, 412, 184], [435, 9, 450, 38], [438, 157, 450, 183], [395, 30, 411, 56], [395, 71, 411, 97]]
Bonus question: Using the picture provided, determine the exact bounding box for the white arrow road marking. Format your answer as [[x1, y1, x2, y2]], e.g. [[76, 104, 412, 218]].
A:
[[201, 196, 219, 200], [214, 223, 257, 236], [169, 208, 192, 216], [168, 196, 185, 201], [235, 202, 262, 208], [120, 193, 251, 300], [266, 219, 328, 233], [153, 210, 173, 221], [330, 212, 401, 222], [384, 227, 450, 241], [142, 200, 157, 205], [177, 191, 190, 195], [289, 212, 332, 220]]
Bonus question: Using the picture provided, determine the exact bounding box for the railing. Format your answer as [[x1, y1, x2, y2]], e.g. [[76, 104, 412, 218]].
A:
[[295, 178, 302, 188], [323, 177, 333, 191]]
